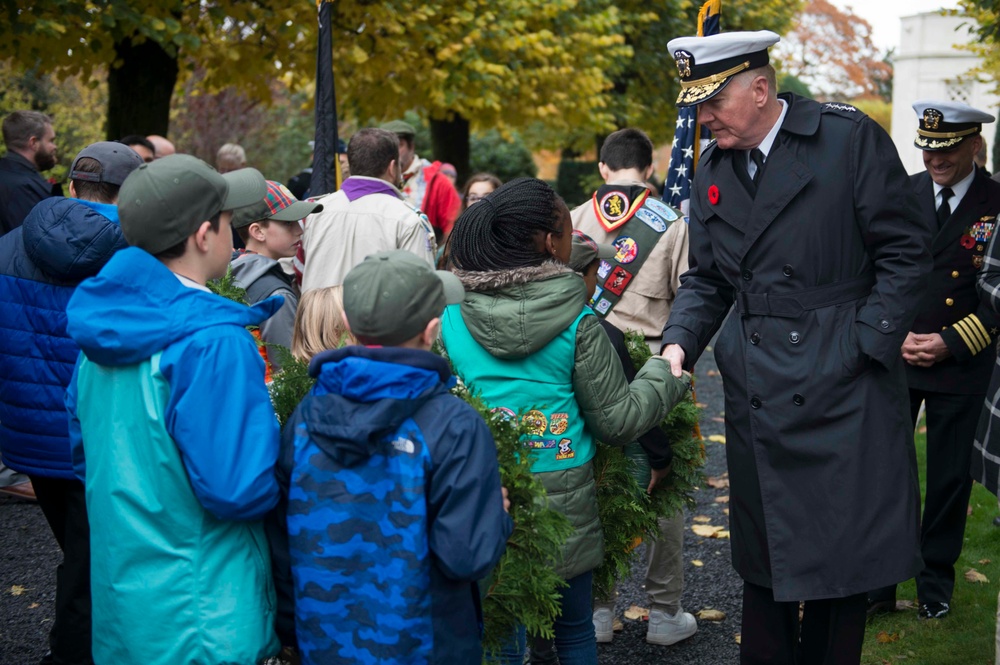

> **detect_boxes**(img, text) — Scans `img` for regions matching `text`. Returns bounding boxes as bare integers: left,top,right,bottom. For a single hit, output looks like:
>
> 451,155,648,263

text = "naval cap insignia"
923,108,943,130
674,50,693,78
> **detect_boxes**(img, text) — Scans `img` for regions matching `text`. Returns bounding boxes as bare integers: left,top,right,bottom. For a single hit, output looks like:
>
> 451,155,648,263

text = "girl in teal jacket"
441,178,689,664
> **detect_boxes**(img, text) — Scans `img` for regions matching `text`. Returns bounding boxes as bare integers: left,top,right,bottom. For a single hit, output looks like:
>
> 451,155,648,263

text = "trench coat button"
952,270,960,278
789,331,801,344
750,396,762,409
946,298,954,306
880,320,890,329
782,264,794,277
793,393,805,406
742,268,753,281
750,332,761,344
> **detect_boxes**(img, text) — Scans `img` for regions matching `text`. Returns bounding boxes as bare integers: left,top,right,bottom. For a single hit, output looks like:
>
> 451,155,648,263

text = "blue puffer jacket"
0,197,126,478
273,346,512,665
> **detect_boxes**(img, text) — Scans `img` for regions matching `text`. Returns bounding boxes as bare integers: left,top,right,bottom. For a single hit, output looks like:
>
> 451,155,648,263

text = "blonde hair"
216,143,247,173
291,286,355,363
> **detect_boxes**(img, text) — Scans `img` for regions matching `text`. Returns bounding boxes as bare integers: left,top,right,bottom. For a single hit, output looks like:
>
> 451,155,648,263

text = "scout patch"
523,410,548,436
589,286,605,309
555,438,575,461
644,198,679,221
527,439,558,450
549,413,569,435
597,260,612,280
594,298,613,314
635,207,667,233
604,266,633,296
600,191,630,223
613,236,638,264
492,407,517,422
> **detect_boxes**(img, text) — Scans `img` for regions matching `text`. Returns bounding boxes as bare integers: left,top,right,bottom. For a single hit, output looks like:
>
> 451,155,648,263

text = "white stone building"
891,11,1000,174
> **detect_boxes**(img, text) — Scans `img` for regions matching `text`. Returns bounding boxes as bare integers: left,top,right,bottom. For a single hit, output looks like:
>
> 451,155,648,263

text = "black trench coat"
663,94,932,601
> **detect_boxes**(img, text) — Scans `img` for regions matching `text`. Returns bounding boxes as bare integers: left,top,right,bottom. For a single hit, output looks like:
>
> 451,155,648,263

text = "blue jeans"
488,571,597,665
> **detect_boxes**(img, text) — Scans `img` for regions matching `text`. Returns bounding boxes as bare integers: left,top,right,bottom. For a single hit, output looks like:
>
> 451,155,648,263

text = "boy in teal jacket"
65,156,283,665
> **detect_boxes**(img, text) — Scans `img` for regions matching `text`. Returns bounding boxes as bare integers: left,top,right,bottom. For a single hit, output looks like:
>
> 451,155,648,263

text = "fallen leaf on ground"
706,476,730,489
895,600,916,610
968,505,973,516
705,346,713,352
979,559,992,566
613,618,624,632
693,515,712,523
714,495,730,503
624,605,649,621
724,508,730,515
708,434,727,444
706,370,719,376
965,568,989,584
691,560,704,567
876,631,900,644
696,402,708,408
692,524,725,538
28,602,39,609
9,585,26,596
918,425,927,434
734,633,741,645
717,530,731,539
711,416,725,423
697,609,726,621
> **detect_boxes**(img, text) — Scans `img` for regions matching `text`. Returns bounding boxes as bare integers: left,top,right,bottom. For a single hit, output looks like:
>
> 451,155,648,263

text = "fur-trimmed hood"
451,260,588,359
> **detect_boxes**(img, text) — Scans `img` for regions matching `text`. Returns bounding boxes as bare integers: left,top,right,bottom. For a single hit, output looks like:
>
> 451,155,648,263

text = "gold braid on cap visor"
914,126,980,150
676,60,750,104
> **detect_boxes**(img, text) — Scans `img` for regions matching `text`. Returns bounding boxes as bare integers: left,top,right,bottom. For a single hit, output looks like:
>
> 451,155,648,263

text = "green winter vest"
441,303,595,473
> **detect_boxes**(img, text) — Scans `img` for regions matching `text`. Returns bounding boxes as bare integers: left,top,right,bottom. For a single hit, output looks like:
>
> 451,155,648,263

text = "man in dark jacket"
0,110,61,236
868,101,1000,621
660,31,932,663
0,141,141,665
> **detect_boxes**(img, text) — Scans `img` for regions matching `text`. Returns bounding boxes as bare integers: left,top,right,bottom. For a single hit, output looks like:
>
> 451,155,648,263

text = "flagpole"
310,0,339,197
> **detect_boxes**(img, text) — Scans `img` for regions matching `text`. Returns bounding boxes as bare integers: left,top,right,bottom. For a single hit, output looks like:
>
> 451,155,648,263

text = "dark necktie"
937,187,954,229
750,148,766,186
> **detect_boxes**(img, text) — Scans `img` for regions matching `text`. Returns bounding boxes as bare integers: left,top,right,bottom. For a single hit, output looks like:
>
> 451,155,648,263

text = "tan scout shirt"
571,180,689,338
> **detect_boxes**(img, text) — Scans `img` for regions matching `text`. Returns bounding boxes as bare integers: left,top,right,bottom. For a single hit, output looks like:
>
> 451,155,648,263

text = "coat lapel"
704,149,754,233
738,135,813,259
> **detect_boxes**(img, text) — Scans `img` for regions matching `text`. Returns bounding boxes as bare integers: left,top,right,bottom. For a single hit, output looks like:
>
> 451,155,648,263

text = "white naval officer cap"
667,30,780,107
912,100,995,151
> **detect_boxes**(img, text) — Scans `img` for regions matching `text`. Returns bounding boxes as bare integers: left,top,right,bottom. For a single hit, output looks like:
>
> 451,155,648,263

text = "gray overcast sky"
831,0,961,51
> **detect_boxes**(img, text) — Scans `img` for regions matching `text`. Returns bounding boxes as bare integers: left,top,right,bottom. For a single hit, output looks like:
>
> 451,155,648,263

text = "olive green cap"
118,154,266,255
343,250,464,346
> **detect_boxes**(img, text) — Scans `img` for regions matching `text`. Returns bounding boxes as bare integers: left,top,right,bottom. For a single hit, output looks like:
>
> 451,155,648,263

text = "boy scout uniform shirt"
571,181,690,338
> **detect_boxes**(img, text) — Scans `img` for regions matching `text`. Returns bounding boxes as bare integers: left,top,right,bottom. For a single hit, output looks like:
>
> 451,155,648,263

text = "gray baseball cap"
70,141,144,186
343,250,464,346
118,154,267,255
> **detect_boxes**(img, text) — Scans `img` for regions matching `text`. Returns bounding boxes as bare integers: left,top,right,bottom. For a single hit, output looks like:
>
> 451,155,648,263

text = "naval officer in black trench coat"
868,101,1000,621
659,30,932,664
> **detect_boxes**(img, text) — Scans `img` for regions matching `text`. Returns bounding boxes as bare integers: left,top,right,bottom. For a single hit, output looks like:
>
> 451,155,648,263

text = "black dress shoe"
918,601,950,619
866,599,895,618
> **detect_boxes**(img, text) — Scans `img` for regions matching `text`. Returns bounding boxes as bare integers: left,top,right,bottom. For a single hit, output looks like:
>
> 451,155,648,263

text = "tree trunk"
106,37,179,140
430,113,469,186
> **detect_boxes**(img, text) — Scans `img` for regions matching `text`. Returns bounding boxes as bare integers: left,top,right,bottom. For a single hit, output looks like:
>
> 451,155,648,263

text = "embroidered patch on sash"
597,260,612,280
526,439,558,450
600,191,630,222
604,266,634,296
644,198,679,221
523,410,548,436
613,236,638,264
549,413,569,435
555,438,575,461
595,298,613,314
589,286,605,310
635,207,667,233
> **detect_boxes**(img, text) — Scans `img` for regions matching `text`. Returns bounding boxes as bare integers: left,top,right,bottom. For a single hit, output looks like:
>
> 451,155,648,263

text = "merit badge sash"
592,184,651,232
589,190,681,318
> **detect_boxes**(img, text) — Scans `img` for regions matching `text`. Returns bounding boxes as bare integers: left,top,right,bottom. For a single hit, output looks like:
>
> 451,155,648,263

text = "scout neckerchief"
588,184,681,318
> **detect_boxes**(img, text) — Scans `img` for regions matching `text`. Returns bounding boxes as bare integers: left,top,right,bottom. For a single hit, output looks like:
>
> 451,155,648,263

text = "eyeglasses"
466,194,488,203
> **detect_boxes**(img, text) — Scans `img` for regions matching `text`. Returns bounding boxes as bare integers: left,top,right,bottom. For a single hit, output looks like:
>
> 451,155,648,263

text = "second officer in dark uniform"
869,100,1000,620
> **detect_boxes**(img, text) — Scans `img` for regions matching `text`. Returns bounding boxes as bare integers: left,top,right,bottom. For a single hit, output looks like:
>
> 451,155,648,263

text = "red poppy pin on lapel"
708,185,720,205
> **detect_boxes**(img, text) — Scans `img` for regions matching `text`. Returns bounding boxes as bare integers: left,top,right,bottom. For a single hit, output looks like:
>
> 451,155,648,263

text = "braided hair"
449,177,567,271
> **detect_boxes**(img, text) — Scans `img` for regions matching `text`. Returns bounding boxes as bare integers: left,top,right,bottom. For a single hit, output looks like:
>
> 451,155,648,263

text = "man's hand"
901,331,951,367
661,343,686,378
501,486,511,514
648,465,671,494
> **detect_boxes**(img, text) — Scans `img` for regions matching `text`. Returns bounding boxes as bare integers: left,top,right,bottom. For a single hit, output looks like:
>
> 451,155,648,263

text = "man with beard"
0,111,61,236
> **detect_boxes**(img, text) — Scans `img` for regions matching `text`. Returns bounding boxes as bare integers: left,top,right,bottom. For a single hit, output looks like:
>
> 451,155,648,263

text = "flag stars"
683,146,694,159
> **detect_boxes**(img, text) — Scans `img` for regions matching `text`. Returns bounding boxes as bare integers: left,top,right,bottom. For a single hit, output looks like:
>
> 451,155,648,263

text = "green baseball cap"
343,250,465,346
118,154,267,255
231,180,324,229
380,120,417,138
569,230,615,272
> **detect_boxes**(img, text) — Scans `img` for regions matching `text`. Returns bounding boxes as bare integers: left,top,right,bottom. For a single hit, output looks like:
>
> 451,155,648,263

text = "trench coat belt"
735,275,876,318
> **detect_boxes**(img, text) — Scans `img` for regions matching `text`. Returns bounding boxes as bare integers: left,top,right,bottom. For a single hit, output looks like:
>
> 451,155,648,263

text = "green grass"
862,422,998,665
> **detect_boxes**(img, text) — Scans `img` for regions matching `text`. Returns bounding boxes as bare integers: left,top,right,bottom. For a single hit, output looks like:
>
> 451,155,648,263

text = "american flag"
664,0,721,213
